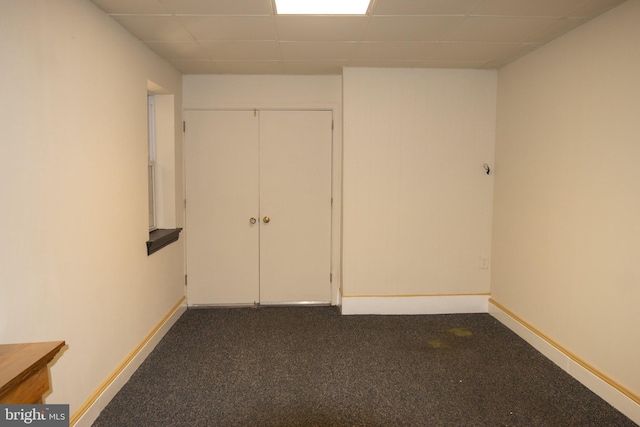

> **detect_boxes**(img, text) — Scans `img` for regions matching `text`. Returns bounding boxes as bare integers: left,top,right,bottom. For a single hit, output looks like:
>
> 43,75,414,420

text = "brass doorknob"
263,216,270,223
250,217,257,224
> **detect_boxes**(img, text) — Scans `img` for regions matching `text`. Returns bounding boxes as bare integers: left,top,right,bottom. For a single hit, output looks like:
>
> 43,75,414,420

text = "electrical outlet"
480,256,489,269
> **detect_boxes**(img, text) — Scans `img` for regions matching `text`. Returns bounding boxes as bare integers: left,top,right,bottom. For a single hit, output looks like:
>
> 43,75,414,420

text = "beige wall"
182,75,343,303
342,68,496,297
0,0,184,416
492,0,640,399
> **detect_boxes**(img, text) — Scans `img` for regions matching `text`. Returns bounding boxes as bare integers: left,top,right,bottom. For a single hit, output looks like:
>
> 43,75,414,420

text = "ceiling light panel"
275,0,371,15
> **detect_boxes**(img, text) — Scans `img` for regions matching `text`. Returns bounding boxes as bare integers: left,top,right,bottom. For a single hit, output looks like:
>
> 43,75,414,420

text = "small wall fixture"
483,163,491,175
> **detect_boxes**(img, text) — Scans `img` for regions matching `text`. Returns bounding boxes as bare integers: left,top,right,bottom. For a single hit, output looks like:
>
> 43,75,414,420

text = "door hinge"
254,108,257,117
185,274,188,286
184,199,187,209
183,121,186,132
331,197,333,207
330,273,333,283
331,120,334,130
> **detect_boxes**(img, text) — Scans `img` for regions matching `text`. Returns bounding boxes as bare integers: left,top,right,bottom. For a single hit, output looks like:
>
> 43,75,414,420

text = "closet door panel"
259,110,333,303
185,111,260,305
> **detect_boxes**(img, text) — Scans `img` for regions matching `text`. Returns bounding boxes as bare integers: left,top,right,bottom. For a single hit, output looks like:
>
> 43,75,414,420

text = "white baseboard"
72,298,187,427
489,300,640,425
340,294,489,315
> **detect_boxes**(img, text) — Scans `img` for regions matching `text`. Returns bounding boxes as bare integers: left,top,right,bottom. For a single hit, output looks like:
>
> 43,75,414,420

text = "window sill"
147,228,182,256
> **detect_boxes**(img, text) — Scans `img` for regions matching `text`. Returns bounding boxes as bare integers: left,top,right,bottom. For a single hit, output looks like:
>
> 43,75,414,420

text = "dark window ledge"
147,228,182,256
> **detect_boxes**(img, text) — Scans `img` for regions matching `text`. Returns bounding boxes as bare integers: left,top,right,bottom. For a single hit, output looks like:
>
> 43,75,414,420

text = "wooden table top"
0,341,66,399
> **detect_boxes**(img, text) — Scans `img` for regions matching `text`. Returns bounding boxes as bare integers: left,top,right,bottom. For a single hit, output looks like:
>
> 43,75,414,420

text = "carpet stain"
449,328,472,337
428,339,449,348
427,328,472,349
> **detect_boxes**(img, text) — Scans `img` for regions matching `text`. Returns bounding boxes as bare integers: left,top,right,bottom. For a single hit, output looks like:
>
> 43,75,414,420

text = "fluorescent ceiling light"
275,0,371,15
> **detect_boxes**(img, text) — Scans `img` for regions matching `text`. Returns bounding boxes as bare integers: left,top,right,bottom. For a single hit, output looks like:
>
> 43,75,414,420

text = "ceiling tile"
282,61,346,75
208,61,285,74
363,16,466,41
349,60,427,68
354,42,437,61
349,59,488,69
528,17,588,44
178,16,277,40
427,42,518,62
169,60,219,74
420,60,490,68
372,0,479,16
280,42,359,61
159,0,273,15
145,41,209,59
112,15,195,41
200,41,281,60
568,0,626,18
445,16,557,43
173,60,285,75
91,0,170,14
470,0,587,17
276,16,369,42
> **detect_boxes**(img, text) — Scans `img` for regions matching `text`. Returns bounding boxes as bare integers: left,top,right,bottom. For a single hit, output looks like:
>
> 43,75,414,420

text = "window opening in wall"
145,85,181,255
148,94,157,231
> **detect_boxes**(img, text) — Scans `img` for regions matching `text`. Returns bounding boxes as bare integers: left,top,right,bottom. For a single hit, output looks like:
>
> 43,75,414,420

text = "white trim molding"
489,299,640,425
71,297,187,427
340,294,490,315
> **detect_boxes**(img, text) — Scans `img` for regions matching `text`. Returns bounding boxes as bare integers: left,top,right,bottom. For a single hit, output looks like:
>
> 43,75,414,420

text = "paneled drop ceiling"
90,0,627,75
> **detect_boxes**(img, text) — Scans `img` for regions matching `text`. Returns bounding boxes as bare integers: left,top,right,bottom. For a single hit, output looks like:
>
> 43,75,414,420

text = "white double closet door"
185,110,332,305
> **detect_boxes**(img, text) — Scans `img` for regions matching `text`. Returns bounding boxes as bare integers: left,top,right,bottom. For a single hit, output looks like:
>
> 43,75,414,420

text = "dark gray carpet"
93,307,636,426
